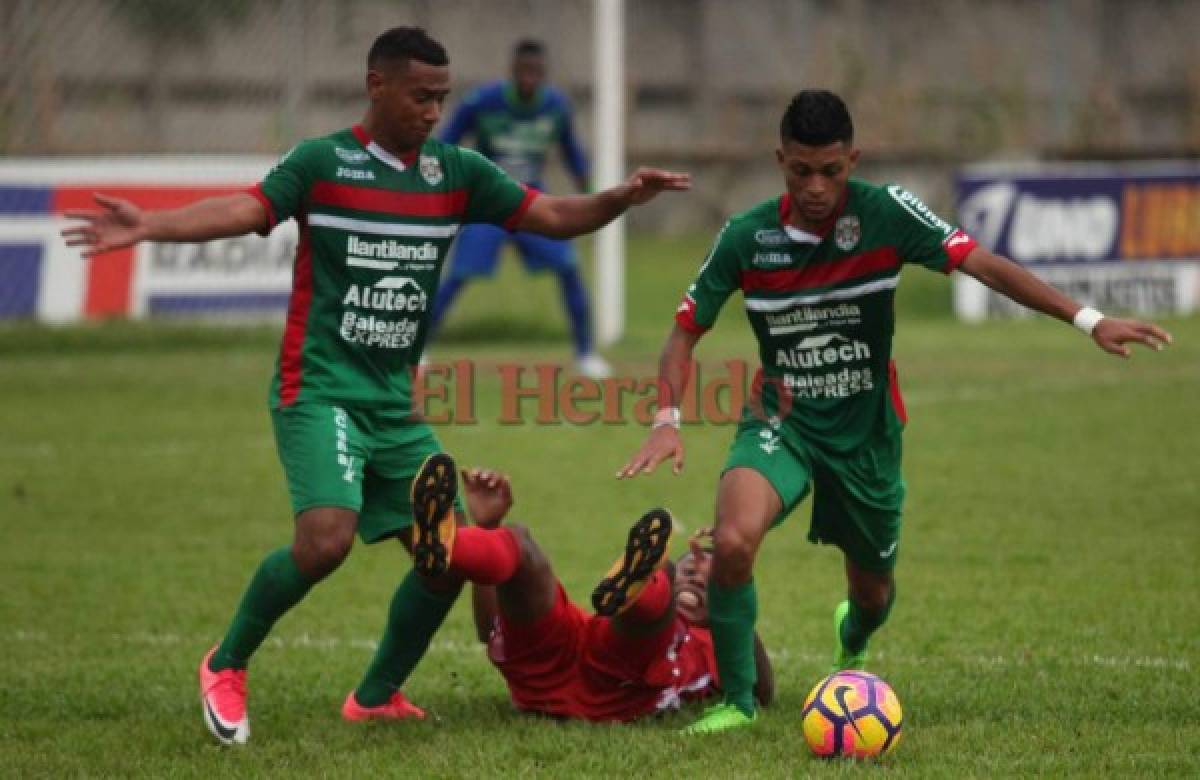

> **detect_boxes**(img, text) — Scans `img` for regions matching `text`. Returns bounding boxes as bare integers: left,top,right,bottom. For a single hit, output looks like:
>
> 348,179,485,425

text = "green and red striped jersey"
676,180,977,452
248,125,535,408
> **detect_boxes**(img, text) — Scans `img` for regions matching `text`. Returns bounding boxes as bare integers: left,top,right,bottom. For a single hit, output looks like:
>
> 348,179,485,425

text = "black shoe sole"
411,453,456,577
591,508,673,617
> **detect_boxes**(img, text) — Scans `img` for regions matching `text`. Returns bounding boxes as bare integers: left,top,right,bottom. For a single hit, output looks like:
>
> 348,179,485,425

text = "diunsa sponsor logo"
754,228,790,246
887,185,954,236
335,147,371,164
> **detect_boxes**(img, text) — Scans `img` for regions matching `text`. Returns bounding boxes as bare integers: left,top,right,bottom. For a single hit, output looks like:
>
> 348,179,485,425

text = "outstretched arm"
61,192,269,256
959,246,1172,357
514,167,690,239
461,468,514,643
616,324,701,478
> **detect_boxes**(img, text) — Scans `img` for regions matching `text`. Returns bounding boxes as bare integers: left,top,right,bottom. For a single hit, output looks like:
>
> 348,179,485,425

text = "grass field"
2,234,1198,777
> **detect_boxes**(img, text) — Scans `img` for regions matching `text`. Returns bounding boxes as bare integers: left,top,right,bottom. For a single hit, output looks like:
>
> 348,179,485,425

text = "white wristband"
652,406,681,430
1073,307,1104,335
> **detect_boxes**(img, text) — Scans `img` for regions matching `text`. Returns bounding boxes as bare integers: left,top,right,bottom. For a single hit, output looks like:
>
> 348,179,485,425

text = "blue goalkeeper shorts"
447,223,577,279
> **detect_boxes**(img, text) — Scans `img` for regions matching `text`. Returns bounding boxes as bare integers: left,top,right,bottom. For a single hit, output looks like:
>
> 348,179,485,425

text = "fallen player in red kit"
404,453,773,722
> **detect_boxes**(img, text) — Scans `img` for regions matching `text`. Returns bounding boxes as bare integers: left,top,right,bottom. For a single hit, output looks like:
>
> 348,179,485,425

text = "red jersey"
486,585,719,722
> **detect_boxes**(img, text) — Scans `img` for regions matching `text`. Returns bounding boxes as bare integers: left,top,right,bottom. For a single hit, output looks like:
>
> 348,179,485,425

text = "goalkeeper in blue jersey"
432,39,610,378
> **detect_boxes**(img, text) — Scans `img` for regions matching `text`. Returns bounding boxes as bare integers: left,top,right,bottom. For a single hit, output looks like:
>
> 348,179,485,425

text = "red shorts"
486,584,717,722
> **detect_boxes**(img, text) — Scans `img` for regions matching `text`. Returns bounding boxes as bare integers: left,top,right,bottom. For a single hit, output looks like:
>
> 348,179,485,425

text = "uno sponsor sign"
0,157,290,322
954,165,1200,320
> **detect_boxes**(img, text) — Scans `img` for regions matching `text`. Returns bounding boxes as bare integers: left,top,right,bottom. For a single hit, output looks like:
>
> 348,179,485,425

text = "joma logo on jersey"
337,166,375,181
347,235,438,261
776,333,871,369
752,251,792,267
342,277,427,312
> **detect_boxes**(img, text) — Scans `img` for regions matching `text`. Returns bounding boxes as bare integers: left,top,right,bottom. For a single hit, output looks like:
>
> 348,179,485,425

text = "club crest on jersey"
419,155,443,186
835,215,861,251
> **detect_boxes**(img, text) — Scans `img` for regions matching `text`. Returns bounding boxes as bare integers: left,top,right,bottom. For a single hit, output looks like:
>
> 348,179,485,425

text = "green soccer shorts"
722,415,906,572
270,402,462,544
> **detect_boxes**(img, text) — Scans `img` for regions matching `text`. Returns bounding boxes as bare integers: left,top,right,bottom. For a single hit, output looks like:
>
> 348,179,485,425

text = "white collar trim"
783,225,822,244
366,140,407,172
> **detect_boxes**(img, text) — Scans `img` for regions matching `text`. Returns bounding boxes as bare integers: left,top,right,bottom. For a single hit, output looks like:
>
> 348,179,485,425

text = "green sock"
707,578,758,717
210,547,316,671
840,586,896,655
354,570,460,707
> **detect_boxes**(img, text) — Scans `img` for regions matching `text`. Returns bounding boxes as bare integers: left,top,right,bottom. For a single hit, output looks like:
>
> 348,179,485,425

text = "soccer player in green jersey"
617,90,1172,735
62,27,689,745
433,40,611,378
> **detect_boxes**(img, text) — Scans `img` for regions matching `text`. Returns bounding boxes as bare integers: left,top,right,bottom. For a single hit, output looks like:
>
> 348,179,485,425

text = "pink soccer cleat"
199,646,249,745
341,690,426,722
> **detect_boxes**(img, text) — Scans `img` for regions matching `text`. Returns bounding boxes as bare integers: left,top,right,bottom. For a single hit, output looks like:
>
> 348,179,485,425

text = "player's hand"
60,194,148,256
616,426,685,479
621,167,691,205
461,468,513,528
688,527,714,558
1092,317,1173,358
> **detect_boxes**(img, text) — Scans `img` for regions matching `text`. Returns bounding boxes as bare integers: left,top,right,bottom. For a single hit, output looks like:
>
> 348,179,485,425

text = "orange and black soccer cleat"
591,508,674,617
411,453,458,577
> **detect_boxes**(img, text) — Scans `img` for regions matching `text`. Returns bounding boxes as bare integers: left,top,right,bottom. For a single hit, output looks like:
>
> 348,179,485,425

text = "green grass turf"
2,234,1198,776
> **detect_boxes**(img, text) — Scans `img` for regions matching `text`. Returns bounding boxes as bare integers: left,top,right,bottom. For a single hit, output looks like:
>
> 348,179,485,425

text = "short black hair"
367,27,448,71
780,90,854,146
513,39,546,59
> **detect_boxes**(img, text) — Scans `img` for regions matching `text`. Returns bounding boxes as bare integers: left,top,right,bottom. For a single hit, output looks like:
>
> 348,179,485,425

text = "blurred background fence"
2,0,1199,324
4,0,1200,224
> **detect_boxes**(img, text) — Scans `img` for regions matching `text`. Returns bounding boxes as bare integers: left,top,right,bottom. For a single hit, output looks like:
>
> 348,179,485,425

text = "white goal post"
592,0,625,347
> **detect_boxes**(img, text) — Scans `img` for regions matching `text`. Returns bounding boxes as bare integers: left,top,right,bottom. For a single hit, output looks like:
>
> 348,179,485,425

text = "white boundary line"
10,629,1191,672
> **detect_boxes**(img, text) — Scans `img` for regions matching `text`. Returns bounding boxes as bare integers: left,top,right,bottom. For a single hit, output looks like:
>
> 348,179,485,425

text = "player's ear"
774,147,785,167
366,69,385,98
847,146,861,169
